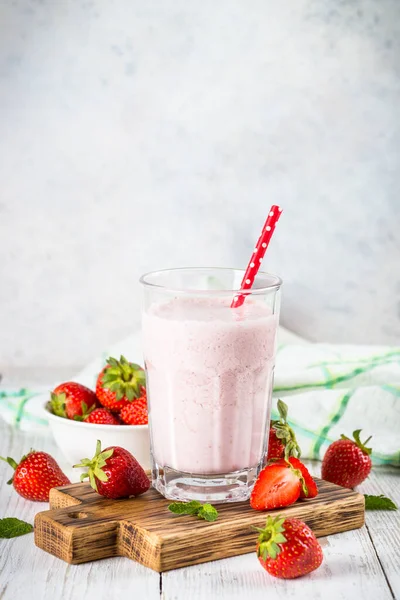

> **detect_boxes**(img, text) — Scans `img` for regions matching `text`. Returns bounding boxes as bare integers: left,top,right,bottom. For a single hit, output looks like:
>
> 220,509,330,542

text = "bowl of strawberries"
45,356,151,470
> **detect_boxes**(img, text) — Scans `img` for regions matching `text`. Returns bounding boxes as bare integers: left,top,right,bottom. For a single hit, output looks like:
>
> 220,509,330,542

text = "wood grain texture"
34,478,365,572
0,420,160,600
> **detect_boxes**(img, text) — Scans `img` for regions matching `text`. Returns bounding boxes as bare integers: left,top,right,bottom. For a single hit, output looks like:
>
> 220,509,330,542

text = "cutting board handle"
34,502,121,563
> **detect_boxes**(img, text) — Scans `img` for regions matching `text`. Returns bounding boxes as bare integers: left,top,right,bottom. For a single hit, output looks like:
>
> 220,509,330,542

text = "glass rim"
139,267,282,295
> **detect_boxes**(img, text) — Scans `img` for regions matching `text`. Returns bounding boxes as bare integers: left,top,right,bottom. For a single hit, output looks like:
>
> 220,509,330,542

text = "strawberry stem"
74,402,96,422
272,399,301,460
101,356,146,402
73,440,114,493
277,399,288,421
341,429,373,455
0,456,20,485
256,516,287,561
285,460,309,497
0,456,18,470
49,392,67,418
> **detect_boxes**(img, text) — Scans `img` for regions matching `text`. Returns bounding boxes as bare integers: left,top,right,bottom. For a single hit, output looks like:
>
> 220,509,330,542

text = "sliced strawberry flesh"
279,457,318,499
250,464,302,510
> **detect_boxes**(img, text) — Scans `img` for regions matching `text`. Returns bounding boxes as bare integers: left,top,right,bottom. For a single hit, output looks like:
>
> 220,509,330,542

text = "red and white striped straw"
231,205,283,308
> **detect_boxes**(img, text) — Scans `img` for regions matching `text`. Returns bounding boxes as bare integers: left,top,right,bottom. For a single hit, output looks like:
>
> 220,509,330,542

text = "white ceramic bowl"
45,405,151,470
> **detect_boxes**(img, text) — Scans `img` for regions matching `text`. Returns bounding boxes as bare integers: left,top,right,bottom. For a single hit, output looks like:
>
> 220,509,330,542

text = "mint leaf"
197,503,218,522
168,501,218,521
0,518,33,538
364,494,397,511
168,501,202,515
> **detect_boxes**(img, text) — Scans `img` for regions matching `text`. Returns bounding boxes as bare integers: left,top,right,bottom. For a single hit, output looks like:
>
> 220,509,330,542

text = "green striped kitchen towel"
0,328,399,465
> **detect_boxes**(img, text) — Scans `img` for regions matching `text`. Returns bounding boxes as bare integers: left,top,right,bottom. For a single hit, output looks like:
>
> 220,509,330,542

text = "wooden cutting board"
34,478,364,572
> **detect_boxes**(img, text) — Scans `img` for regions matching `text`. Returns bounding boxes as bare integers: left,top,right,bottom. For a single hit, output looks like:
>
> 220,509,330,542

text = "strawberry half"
250,463,302,510
250,458,317,510
256,516,323,579
267,399,301,462
96,356,146,413
73,440,150,499
284,457,318,499
0,451,70,502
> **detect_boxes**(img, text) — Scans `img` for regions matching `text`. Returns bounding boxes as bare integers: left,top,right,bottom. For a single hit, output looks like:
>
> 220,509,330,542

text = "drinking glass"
140,267,281,503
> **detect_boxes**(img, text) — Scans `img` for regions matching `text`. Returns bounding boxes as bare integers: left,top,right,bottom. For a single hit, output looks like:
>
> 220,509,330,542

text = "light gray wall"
1,0,399,368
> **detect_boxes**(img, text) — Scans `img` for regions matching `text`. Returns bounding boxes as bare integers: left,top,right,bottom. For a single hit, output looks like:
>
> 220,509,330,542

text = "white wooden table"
1,363,399,600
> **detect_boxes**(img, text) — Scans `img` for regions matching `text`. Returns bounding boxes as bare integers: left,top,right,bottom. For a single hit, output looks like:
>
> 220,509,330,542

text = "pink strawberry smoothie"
143,296,278,475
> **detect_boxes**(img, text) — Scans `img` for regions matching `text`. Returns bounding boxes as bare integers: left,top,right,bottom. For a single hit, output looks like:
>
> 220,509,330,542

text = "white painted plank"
162,527,392,600
163,460,393,600
0,420,160,600
307,458,400,598
1,418,398,600
360,467,400,600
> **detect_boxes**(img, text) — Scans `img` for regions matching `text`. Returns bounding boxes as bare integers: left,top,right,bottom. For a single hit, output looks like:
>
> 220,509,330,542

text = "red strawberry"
267,399,301,461
267,429,286,461
96,356,146,413
73,440,150,499
120,398,148,425
250,463,302,510
49,382,99,420
284,457,318,499
250,459,316,510
0,451,70,502
84,408,122,425
256,516,323,579
321,429,372,488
